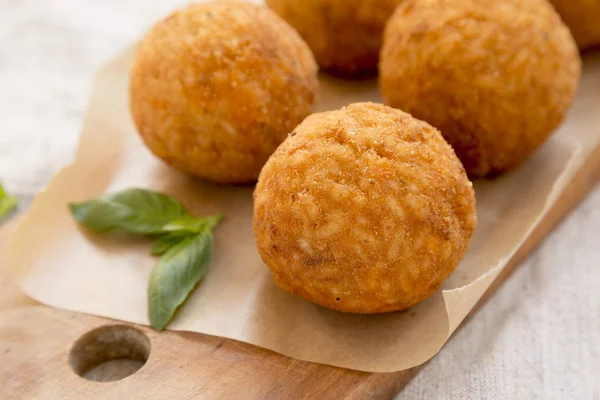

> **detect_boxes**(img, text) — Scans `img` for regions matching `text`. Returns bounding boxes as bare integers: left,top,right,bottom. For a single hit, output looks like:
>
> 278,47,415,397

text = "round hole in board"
69,324,150,382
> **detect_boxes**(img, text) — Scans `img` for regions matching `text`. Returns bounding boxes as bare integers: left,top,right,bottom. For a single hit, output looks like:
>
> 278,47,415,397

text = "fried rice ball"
253,102,477,313
380,0,581,177
130,1,318,183
266,0,403,77
549,0,600,50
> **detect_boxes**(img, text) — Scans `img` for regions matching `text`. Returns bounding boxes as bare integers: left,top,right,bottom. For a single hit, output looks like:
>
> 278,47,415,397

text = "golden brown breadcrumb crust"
266,0,402,77
130,1,318,183
253,102,477,313
549,0,600,50
380,0,581,177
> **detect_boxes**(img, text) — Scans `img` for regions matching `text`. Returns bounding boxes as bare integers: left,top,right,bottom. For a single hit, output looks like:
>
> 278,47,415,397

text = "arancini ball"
380,0,581,177
549,0,600,50
266,0,403,77
130,1,318,183
253,102,477,313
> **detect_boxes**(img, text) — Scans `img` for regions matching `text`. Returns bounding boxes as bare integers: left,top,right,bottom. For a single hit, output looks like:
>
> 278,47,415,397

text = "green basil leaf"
69,188,190,234
148,232,213,331
150,231,190,256
0,183,18,218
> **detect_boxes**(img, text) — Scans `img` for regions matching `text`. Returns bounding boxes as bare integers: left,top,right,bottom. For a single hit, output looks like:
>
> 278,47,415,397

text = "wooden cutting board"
1,143,599,400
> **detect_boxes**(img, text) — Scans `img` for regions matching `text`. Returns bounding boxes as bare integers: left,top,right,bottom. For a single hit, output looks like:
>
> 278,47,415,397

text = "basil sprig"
69,188,223,331
0,183,17,219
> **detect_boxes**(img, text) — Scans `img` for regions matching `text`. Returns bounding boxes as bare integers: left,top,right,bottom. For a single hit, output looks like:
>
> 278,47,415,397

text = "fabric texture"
0,1,598,398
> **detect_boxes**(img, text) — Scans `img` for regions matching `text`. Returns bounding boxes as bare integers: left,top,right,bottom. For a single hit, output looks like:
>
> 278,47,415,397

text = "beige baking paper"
3,48,600,373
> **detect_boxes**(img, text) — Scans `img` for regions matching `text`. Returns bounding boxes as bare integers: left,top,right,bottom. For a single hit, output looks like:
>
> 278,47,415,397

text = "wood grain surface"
1,143,599,400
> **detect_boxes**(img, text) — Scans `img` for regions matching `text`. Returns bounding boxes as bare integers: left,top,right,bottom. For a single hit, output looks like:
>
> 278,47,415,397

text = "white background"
1,1,598,398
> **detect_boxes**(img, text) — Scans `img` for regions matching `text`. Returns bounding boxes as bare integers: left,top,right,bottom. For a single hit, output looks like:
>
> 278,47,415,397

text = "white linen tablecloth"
1,1,598,398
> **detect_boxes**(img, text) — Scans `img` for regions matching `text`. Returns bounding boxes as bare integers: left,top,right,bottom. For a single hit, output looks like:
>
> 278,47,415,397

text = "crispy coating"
380,0,581,177
253,103,477,313
266,0,403,77
549,0,600,50
130,1,318,183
